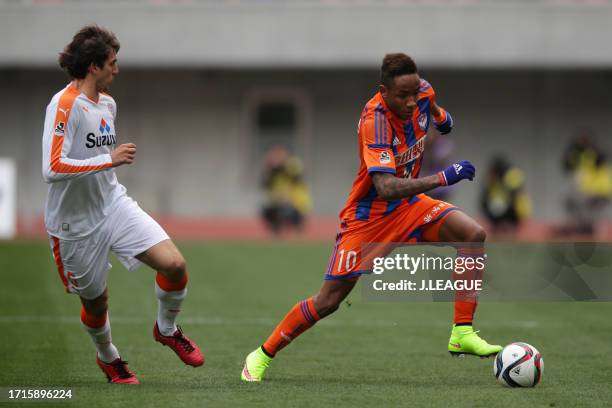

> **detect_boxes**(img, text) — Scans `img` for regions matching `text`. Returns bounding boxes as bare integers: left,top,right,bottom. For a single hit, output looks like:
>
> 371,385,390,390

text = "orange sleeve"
42,86,113,183
359,110,396,174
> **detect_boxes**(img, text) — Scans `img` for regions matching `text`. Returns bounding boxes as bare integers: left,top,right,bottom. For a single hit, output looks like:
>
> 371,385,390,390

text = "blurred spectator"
562,128,598,174
560,130,612,236
261,145,312,235
480,156,532,237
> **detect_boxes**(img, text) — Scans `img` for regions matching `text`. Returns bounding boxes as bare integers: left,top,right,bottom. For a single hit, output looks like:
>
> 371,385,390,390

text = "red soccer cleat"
153,323,204,367
96,355,140,384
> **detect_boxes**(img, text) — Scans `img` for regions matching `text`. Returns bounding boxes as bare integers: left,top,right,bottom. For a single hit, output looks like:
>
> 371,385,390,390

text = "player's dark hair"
58,25,120,79
381,53,418,88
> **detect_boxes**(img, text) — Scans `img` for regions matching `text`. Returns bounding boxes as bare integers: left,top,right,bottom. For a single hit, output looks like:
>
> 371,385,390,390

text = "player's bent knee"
81,292,108,316
455,221,487,243
161,258,187,282
467,225,487,243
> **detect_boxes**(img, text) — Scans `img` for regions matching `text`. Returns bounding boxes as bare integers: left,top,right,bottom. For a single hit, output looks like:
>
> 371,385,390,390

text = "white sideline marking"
0,315,541,328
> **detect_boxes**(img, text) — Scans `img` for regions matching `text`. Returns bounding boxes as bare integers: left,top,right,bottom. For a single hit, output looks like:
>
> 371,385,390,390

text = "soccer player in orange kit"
241,53,502,382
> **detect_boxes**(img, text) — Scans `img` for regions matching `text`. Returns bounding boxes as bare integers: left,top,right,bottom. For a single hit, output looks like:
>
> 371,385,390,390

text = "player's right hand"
438,160,475,186
111,143,136,167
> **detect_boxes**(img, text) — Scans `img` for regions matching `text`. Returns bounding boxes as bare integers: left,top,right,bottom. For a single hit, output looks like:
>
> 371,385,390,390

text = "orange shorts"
324,194,461,280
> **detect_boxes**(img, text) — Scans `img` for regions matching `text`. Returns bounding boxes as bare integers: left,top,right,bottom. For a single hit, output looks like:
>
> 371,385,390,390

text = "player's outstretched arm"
371,160,476,200
371,172,442,200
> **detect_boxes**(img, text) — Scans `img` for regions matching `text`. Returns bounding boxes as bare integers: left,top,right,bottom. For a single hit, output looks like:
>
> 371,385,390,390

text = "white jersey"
42,83,126,240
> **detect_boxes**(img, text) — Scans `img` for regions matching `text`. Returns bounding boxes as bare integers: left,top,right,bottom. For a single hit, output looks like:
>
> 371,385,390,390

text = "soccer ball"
493,342,544,387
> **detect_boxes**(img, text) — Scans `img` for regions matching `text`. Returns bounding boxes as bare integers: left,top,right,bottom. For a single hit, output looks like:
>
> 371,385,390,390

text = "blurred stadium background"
1,0,612,241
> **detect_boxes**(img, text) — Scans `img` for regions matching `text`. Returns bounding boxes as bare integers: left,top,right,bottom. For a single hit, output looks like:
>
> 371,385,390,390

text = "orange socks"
80,307,119,363
453,247,484,325
155,271,188,336
263,297,320,357
156,271,188,292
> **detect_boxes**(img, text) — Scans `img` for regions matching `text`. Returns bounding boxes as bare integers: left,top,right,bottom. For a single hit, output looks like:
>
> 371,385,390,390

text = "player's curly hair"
381,53,418,88
58,25,120,79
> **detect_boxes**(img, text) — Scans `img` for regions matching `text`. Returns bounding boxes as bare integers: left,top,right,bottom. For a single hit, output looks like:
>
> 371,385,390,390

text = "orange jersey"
339,79,437,222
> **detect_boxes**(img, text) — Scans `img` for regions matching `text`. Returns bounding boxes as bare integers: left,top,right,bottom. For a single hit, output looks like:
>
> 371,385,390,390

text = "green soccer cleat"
448,325,503,358
241,347,273,382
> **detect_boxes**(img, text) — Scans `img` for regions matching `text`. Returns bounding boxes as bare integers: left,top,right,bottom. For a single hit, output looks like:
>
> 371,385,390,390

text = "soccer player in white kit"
42,25,204,384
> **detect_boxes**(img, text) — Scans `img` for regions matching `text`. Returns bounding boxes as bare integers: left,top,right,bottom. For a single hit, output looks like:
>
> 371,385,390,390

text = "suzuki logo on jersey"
394,135,427,166
418,113,428,131
87,118,116,148
99,118,111,134
86,132,116,148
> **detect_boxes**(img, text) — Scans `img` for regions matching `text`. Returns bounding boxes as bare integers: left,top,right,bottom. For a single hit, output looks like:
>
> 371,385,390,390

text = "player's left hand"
438,160,475,186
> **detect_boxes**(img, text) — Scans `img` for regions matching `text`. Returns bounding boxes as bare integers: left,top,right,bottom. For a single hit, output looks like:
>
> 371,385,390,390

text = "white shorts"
48,196,170,300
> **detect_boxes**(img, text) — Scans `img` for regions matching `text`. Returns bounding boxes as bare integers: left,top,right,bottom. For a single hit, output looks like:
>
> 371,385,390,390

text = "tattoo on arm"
371,172,442,200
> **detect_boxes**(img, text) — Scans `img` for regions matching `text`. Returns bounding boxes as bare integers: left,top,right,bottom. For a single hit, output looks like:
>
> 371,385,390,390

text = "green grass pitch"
1,241,611,407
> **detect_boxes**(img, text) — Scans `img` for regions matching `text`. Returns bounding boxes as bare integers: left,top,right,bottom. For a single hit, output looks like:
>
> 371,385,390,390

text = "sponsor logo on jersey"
86,132,117,148
99,118,111,134
58,108,70,117
418,113,428,131
54,121,65,136
392,136,401,146
379,151,391,165
394,135,427,166
82,106,89,113
86,118,116,148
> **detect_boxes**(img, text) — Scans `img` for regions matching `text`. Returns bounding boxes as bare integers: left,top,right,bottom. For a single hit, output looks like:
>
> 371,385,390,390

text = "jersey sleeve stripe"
383,111,389,144
367,167,395,174
419,79,431,90
50,86,113,174
374,111,380,144
373,110,377,144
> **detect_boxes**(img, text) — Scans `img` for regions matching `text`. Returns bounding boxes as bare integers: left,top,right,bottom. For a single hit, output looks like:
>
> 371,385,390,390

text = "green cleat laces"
241,348,273,382
448,325,503,358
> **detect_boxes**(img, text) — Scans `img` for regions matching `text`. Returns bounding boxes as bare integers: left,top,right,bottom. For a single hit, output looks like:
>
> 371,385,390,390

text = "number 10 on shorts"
337,249,357,272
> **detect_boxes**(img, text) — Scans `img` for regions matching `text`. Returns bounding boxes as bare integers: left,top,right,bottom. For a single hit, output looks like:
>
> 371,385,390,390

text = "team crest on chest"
418,113,428,131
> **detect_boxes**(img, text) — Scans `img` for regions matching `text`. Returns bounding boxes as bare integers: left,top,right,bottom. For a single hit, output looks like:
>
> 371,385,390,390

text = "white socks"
155,283,187,336
81,317,120,363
